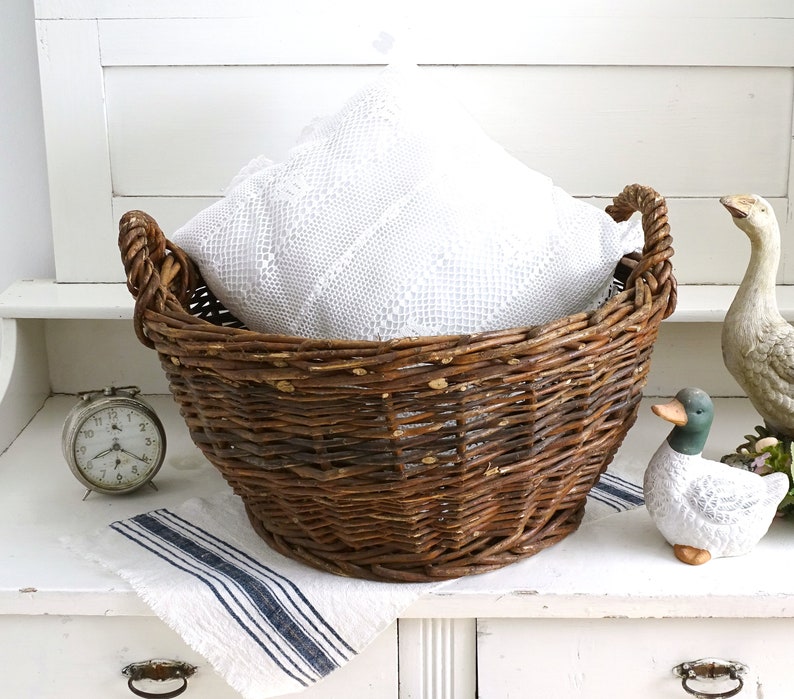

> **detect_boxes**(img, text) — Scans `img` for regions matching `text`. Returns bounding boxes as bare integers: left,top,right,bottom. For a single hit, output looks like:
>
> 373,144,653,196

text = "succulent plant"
722,425,794,514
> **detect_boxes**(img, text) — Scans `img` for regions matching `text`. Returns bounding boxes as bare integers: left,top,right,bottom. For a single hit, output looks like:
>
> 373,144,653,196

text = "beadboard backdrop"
35,0,794,284
30,0,794,397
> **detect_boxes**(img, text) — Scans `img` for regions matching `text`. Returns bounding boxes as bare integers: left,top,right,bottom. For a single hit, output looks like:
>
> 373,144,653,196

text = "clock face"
66,399,166,493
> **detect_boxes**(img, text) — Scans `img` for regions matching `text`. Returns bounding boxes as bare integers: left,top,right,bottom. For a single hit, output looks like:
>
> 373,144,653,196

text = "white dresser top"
2,394,792,619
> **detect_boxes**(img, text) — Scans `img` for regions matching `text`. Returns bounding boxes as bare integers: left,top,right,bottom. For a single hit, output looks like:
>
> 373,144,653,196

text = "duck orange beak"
720,194,755,219
652,398,688,426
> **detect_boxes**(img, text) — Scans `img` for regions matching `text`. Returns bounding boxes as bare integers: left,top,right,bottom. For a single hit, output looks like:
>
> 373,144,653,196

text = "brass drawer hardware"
673,658,747,698
122,659,197,698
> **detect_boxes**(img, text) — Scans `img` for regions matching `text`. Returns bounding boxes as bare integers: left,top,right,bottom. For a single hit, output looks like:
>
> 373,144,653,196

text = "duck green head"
651,387,714,455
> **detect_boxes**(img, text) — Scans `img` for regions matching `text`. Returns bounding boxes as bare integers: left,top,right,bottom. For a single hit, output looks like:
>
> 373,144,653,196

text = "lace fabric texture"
173,65,643,340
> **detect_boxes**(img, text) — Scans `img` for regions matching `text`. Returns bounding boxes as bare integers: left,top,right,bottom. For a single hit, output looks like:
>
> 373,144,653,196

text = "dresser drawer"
1,615,398,699
477,617,789,698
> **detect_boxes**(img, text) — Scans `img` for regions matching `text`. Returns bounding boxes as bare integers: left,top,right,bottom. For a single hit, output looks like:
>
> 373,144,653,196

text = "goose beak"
652,398,688,426
720,194,755,219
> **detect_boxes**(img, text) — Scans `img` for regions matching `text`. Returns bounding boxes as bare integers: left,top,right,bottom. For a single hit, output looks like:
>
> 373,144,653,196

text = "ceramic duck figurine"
721,194,794,438
644,387,788,565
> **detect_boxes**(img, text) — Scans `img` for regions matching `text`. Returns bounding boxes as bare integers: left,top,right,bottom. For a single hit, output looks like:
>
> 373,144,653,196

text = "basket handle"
606,183,677,318
118,210,196,348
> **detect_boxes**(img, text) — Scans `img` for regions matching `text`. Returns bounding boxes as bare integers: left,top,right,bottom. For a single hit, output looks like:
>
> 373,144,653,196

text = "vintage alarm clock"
62,386,166,498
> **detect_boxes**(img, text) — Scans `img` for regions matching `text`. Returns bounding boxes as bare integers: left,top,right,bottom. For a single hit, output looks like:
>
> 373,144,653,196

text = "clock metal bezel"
62,388,167,495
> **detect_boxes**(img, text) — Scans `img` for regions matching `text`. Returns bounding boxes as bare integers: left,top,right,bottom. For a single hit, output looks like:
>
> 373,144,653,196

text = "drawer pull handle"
122,659,197,698
673,658,747,698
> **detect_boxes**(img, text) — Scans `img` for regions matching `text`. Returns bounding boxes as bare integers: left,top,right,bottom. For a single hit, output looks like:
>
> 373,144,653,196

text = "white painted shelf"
3,394,792,621
0,279,134,319
4,279,794,322
670,284,794,322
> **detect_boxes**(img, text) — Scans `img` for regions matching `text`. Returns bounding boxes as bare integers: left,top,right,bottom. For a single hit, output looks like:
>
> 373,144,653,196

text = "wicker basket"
119,183,675,582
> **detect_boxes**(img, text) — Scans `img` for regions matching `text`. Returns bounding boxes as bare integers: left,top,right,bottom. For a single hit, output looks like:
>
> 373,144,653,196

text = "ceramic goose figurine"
644,387,788,565
721,194,794,438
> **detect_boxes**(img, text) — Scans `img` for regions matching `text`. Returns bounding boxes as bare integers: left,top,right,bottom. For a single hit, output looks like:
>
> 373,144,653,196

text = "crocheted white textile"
173,65,643,340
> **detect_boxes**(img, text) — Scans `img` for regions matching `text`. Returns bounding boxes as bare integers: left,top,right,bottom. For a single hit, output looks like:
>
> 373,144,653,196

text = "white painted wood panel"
0,281,133,319
35,0,794,22
34,7,794,285
35,20,115,283
661,197,790,285
644,324,738,399
0,319,49,453
443,66,791,198
398,619,477,699
93,12,794,68
477,617,791,698
104,65,379,197
105,65,792,200
45,320,170,394
0,614,398,699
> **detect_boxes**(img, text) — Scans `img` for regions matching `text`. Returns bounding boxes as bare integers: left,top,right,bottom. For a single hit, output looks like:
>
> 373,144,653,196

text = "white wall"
0,0,54,295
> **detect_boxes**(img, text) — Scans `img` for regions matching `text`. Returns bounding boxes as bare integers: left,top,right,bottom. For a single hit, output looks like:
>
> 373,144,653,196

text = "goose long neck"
728,222,782,326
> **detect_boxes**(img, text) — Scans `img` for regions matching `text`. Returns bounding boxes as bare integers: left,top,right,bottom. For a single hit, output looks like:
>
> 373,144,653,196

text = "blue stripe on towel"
157,509,355,658
588,472,644,513
111,518,311,685
112,510,352,683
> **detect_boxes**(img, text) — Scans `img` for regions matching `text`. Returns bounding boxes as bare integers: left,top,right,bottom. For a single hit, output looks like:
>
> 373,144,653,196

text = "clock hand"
119,448,150,465
93,441,123,463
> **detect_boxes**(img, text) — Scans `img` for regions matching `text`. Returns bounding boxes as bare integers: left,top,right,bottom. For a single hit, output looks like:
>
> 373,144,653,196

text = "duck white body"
644,387,788,564
721,194,794,437
645,441,788,561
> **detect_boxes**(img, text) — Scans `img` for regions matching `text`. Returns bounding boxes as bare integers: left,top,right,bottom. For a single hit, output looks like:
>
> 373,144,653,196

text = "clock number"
139,422,147,432
82,429,95,439
93,416,103,427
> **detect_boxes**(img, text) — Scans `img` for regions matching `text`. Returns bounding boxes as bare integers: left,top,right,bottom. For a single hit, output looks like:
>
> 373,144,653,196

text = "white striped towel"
65,459,645,699
585,469,646,522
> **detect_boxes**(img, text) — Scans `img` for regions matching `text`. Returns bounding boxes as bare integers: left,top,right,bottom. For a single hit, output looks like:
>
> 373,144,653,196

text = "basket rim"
119,182,677,352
